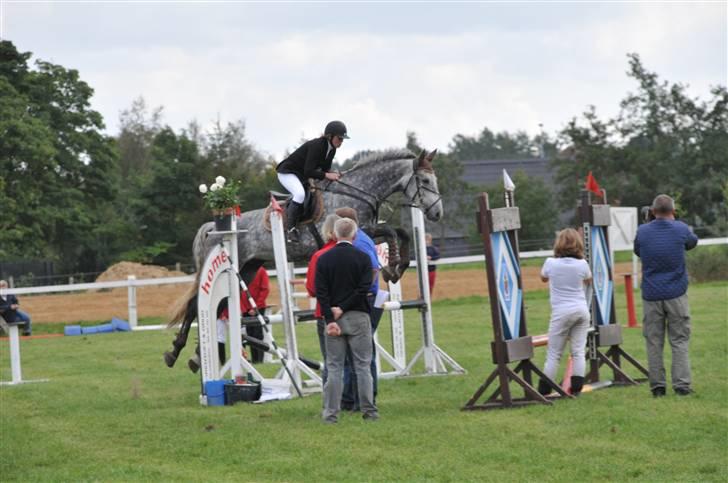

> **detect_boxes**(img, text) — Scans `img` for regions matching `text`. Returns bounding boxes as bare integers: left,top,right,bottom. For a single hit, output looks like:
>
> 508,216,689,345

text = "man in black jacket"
315,218,379,423
276,121,347,242
0,280,32,336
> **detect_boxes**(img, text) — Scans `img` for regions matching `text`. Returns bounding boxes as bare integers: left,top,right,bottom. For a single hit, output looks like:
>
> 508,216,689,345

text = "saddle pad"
262,189,324,232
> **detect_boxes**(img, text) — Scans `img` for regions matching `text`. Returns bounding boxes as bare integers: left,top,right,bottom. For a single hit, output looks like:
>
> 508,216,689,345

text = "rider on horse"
275,121,347,242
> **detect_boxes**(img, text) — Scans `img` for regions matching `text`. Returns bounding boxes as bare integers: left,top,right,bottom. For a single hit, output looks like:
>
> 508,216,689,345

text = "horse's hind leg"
163,296,197,367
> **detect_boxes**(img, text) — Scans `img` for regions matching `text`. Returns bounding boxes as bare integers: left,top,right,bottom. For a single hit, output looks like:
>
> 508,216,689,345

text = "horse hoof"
163,351,177,368
188,356,200,373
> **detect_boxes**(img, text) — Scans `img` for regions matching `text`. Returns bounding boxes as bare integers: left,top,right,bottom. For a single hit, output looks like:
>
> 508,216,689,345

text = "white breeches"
277,173,306,204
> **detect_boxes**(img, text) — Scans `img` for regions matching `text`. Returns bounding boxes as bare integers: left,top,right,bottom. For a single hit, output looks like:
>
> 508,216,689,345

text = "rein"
321,158,441,221
321,177,381,221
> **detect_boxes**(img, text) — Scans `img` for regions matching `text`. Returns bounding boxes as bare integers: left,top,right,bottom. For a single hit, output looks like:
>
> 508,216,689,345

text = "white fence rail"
2,238,725,329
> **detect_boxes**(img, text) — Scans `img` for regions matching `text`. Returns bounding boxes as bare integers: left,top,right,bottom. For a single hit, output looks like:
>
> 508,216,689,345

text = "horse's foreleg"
393,227,412,281
366,224,407,283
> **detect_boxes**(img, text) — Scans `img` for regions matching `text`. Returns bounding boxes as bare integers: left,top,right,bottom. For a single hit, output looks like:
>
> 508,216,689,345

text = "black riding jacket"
276,137,335,184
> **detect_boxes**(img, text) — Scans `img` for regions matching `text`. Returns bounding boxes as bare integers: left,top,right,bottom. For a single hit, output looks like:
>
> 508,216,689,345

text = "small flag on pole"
585,171,601,195
503,169,515,191
270,195,284,214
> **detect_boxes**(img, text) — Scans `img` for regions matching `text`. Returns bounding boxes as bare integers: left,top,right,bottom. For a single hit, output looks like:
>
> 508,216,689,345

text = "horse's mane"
345,149,416,174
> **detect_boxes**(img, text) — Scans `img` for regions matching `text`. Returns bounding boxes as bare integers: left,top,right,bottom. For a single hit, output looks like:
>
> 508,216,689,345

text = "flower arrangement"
199,175,241,214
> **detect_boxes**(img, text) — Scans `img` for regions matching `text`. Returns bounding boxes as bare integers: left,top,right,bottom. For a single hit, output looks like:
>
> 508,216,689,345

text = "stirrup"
286,227,300,243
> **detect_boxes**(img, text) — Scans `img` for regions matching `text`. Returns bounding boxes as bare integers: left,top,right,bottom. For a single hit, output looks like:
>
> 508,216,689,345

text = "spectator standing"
316,218,378,423
335,207,382,411
426,233,440,297
217,266,270,364
305,214,341,384
634,194,698,397
239,266,270,363
537,229,592,396
0,280,32,336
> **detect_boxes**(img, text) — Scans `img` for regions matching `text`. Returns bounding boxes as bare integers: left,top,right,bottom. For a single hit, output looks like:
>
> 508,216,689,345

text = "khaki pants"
642,294,692,391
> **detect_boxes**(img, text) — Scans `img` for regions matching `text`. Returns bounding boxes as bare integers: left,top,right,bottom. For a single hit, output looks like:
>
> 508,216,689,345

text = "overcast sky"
2,1,726,162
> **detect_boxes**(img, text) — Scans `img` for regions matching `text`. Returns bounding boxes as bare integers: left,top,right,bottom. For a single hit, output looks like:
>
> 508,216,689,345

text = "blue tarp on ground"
64,317,132,336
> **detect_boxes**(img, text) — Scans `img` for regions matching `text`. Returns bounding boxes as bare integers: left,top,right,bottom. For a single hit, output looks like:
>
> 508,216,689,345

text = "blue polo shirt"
354,228,379,294
634,219,698,301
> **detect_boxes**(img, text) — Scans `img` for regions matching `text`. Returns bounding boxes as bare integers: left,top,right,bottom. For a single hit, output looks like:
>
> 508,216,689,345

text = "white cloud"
5,2,724,163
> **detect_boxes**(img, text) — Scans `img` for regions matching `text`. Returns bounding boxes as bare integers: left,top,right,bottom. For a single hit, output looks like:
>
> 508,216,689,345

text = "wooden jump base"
463,191,569,411
579,190,648,386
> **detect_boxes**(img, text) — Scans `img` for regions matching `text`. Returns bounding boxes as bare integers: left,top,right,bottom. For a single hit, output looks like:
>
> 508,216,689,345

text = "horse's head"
402,149,443,222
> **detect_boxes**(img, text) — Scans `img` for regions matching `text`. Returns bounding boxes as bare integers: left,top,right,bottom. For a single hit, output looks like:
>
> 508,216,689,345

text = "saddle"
263,186,325,232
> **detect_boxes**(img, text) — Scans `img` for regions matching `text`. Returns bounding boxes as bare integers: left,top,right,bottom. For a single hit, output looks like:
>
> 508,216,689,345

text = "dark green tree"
553,53,728,234
448,127,558,161
124,128,209,264
202,118,275,210
469,170,559,250
0,41,122,271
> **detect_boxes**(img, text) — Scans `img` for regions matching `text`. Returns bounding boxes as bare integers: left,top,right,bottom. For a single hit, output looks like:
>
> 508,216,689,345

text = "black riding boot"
285,201,303,243
570,376,585,396
537,378,552,396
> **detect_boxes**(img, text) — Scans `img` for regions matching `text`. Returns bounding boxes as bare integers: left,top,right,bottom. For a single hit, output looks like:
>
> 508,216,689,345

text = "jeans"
15,310,32,336
322,311,377,422
342,295,383,408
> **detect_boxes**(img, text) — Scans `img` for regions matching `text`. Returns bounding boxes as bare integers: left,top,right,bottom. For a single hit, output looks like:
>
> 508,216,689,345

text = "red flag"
270,195,284,214
585,171,601,195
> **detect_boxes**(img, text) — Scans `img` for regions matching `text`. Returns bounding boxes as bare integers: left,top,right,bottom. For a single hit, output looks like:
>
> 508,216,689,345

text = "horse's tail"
168,271,200,328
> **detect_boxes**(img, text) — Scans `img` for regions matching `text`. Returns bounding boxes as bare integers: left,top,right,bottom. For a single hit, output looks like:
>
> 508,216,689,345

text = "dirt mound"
95,262,186,283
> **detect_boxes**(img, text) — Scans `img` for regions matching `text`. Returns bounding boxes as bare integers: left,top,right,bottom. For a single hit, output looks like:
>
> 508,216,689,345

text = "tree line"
2,40,726,275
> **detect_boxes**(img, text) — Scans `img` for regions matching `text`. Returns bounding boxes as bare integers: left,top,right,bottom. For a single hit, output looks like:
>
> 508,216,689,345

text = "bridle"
401,159,443,218
320,158,442,221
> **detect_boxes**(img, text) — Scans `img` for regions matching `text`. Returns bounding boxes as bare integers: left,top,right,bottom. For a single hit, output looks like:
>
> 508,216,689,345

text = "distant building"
424,157,556,257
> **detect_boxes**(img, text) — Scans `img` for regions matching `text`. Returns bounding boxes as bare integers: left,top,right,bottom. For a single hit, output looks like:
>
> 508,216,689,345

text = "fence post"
623,274,639,328
127,275,138,328
8,276,13,288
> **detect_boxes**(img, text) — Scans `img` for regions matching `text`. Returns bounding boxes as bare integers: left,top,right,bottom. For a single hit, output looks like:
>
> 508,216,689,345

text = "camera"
640,206,655,223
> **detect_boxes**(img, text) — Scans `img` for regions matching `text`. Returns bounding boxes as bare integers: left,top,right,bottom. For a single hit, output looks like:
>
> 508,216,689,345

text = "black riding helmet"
324,120,350,139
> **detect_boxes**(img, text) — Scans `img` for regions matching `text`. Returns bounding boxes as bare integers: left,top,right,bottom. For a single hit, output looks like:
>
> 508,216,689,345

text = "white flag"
503,169,516,191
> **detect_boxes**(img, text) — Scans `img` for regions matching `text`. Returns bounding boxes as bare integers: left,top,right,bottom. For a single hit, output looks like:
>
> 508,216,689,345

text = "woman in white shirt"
538,228,592,396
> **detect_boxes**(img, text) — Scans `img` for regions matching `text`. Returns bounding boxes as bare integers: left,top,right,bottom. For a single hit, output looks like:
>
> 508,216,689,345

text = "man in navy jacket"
315,218,379,423
634,194,698,397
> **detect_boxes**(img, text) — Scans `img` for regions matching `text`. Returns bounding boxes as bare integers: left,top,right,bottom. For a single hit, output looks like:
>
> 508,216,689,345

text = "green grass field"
1,282,726,482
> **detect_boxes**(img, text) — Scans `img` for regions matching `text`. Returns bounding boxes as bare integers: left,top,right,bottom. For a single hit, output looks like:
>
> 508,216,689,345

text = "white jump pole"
127,275,138,329
197,216,264,405
1,324,49,386
269,206,322,394
226,216,245,382
374,245,408,379
402,207,465,376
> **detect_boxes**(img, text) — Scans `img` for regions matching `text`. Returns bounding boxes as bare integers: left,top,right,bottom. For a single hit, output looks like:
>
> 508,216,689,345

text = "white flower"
215,176,226,186
199,184,208,194
210,183,221,192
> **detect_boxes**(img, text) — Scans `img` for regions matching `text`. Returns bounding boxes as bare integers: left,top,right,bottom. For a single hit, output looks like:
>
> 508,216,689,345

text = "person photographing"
634,194,698,397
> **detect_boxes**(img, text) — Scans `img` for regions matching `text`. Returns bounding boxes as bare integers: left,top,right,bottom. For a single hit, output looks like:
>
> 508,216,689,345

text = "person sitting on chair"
0,280,32,336
275,121,347,242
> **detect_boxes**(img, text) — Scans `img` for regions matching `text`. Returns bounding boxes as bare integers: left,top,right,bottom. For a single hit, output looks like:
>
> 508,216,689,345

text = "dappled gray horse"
164,148,443,367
